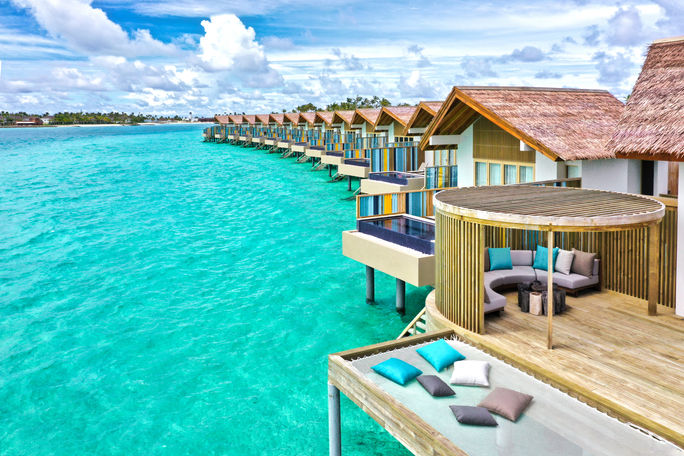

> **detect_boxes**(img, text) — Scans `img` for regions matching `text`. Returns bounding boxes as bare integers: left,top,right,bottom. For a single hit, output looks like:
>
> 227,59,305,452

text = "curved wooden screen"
435,210,485,333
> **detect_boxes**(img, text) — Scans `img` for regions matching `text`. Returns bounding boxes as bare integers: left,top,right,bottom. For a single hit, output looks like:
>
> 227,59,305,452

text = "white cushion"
555,249,574,275
449,360,491,387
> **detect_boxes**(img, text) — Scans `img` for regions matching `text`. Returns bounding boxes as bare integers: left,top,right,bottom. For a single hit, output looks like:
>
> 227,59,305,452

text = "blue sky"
0,0,682,115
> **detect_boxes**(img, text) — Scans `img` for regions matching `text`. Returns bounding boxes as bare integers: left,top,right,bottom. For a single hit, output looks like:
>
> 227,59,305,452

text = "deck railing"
425,165,458,189
484,196,678,308
357,187,453,219
512,177,582,188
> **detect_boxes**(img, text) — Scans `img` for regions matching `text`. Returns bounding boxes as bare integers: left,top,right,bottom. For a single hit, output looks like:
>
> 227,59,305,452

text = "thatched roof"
375,106,418,127
406,101,443,129
609,36,684,161
300,112,316,126
215,115,231,124
256,114,270,125
351,108,382,126
243,115,256,125
315,111,334,126
332,110,355,126
419,86,623,160
269,113,285,125
228,114,243,124
285,112,301,124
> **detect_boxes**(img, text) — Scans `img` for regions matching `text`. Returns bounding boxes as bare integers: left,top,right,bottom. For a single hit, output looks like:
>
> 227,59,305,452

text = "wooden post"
366,266,375,304
328,383,341,456
648,223,660,316
547,229,554,350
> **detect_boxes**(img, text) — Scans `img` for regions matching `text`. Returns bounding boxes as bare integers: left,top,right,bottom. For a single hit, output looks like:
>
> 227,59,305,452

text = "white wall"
535,151,565,181
581,159,641,194
456,124,474,187
677,162,684,317
387,123,395,143
655,161,669,196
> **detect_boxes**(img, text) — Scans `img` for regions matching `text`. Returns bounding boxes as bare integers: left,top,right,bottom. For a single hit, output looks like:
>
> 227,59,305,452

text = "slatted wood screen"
481,200,677,308
435,212,485,333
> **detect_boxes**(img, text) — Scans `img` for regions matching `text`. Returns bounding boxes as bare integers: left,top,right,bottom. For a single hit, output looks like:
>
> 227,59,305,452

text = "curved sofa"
484,250,600,314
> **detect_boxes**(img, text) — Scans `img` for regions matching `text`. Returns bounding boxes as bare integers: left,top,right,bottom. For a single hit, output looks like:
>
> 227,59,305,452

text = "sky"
0,0,682,116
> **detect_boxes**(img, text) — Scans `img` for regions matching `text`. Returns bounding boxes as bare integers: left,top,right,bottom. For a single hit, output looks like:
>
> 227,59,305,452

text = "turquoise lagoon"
0,125,427,455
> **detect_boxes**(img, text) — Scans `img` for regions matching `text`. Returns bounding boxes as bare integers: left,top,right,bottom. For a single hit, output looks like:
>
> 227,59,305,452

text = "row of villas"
203,35,683,456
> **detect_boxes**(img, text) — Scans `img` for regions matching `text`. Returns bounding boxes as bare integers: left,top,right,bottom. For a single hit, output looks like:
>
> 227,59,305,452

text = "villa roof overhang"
406,101,443,129
332,110,355,127
228,115,243,124
419,86,624,160
434,186,665,232
256,114,270,125
351,108,382,126
285,112,301,125
299,112,316,126
269,113,285,125
609,36,684,161
375,106,418,127
243,115,256,125
315,111,334,126
214,115,231,125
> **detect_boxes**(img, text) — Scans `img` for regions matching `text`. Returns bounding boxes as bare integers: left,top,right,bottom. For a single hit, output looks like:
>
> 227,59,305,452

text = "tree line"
288,96,413,113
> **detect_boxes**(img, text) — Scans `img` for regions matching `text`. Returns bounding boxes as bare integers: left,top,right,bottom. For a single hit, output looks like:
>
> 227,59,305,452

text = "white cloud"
197,14,283,87
606,6,644,46
262,36,295,50
407,45,432,67
10,0,176,57
398,70,441,99
592,51,633,87
461,56,498,79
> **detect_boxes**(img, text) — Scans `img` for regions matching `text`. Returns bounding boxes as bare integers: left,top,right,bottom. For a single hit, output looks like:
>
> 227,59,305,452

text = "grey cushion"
555,249,574,275
449,406,498,426
417,375,455,397
478,387,533,422
484,266,536,313
510,250,533,266
535,270,599,288
571,249,597,277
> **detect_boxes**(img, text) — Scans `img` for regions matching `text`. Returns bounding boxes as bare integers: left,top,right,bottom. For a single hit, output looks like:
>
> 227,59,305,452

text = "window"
504,165,517,185
475,162,487,186
475,160,534,185
519,166,534,183
489,163,502,185
567,164,581,179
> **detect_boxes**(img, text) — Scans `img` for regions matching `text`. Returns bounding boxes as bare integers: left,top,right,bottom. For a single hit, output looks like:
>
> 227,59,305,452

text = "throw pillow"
371,358,422,386
416,339,466,372
532,245,560,271
554,249,574,275
489,248,512,271
478,387,533,421
571,249,597,277
450,405,498,426
417,375,456,397
449,360,490,387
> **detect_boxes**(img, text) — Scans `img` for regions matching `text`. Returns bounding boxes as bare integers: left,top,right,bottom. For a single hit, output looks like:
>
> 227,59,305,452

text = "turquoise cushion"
533,245,560,270
371,358,422,385
416,339,465,371
489,248,512,270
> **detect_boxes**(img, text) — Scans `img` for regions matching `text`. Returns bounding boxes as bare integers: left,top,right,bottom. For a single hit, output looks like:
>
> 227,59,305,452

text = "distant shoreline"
1,121,213,129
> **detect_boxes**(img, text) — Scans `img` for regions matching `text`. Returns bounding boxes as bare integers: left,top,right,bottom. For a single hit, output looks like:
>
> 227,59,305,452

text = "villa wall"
582,159,641,194
534,151,566,181
456,124,474,187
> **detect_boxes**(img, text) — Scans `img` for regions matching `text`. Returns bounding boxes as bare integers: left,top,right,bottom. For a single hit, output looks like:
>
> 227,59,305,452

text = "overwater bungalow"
290,112,317,155
350,108,383,139
227,114,243,141
305,111,336,161
608,35,684,318
359,101,454,195
374,105,419,143
252,114,271,146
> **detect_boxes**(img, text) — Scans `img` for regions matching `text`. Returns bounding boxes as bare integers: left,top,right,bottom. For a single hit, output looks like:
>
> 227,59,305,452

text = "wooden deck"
426,289,684,447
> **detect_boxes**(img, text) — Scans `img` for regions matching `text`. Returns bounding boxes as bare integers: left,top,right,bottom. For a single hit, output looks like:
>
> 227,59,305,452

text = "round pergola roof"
434,186,665,231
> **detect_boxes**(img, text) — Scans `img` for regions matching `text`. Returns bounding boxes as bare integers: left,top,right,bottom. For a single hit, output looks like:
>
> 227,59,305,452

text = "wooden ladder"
396,307,427,339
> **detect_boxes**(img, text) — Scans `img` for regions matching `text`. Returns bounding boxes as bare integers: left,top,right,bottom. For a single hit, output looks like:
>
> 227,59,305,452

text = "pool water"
0,125,428,455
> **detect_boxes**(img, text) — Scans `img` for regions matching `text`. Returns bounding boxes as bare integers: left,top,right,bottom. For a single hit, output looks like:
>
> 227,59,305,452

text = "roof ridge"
457,86,611,94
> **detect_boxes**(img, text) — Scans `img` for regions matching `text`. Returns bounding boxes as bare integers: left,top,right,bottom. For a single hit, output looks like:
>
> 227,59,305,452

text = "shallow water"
0,125,427,455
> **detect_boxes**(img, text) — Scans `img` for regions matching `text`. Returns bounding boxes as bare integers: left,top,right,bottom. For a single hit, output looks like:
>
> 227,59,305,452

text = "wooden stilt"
648,223,660,316
366,266,375,304
347,176,352,191
328,383,341,456
396,279,405,314
547,229,554,350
